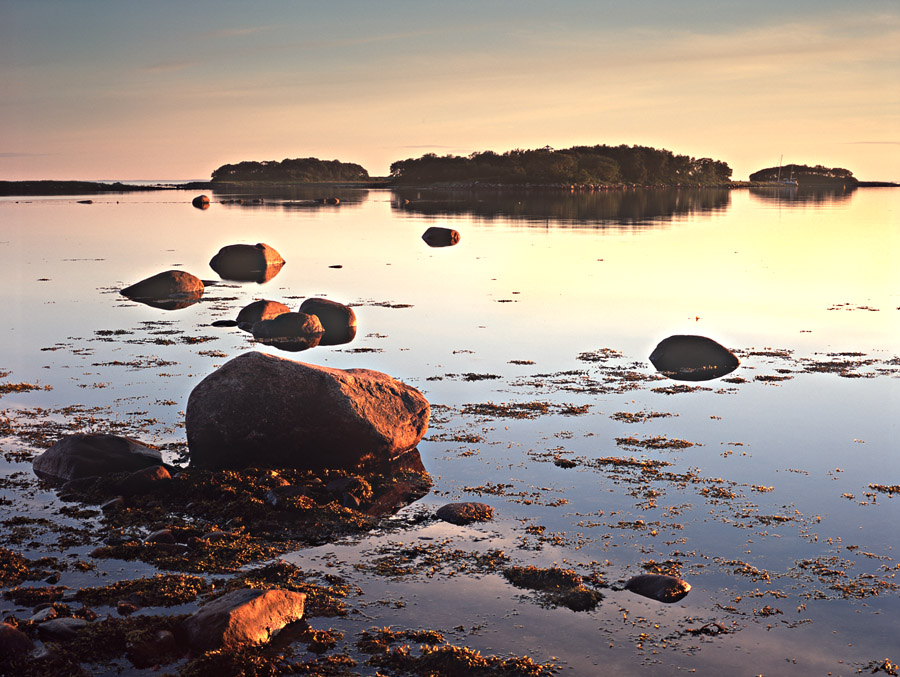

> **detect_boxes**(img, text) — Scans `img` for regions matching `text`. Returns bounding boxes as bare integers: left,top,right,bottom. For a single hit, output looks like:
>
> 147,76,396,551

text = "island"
210,157,370,185
748,163,859,188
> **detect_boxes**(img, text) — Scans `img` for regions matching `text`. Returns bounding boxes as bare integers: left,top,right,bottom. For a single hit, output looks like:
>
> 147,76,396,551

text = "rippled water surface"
1,186,898,675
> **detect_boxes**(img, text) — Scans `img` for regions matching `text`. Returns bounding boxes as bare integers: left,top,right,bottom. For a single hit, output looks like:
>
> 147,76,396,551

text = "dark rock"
33,433,163,482
436,502,494,525
77,199,93,205
192,195,210,209
101,496,126,512
117,600,140,616
251,312,324,351
649,335,739,381
298,298,357,346
30,607,57,622
37,617,88,642
0,622,34,659
209,243,285,283
422,226,461,247
211,319,239,327
115,464,172,496
60,476,100,493
623,574,691,603
236,300,291,329
119,270,204,310
183,588,305,651
105,530,140,546
265,485,313,509
127,629,179,668
200,531,230,542
185,351,430,471
145,529,176,544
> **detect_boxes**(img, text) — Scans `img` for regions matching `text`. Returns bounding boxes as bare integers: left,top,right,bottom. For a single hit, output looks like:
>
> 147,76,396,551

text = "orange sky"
1,1,898,181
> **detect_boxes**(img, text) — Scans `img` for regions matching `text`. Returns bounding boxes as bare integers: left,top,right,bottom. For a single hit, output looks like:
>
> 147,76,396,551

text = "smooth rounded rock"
649,335,739,381
436,502,494,525
0,622,34,659
115,465,172,496
236,300,291,329
623,574,691,603
251,312,324,351
37,617,88,642
192,195,210,209
185,351,430,471
120,270,204,310
422,226,461,247
33,433,163,482
298,298,357,345
209,243,285,283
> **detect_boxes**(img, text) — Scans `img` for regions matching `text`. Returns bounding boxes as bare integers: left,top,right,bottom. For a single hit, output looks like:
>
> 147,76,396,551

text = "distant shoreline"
1,178,896,197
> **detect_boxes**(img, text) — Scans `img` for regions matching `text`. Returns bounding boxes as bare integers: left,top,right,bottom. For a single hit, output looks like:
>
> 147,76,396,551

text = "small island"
748,163,859,187
210,157,370,185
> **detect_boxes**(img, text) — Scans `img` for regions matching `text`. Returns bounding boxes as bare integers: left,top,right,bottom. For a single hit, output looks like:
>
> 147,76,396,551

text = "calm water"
1,186,898,675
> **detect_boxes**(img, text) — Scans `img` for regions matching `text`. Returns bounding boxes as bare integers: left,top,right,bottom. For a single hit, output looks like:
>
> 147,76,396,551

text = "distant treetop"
211,157,369,183
749,163,858,186
389,144,733,186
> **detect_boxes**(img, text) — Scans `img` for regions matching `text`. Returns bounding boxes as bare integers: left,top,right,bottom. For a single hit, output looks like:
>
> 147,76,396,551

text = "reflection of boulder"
33,433,163,482
422,226,461,247
120,270,205,310
298,298,357,345
192,195,210,209
236,300,291,330
185,351,430,472
209,243,285,283
251,312,324,351
649,335,739,381
624,574,691,603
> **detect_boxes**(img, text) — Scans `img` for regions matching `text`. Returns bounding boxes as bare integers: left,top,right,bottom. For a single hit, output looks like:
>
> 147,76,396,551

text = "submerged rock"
183,588,305,651
623,574,691,603
298,298,357,345
422,226,461,247
209,243,285,283
33,433,163,482
236,300,291,329
251,312,324,351
649,335,739,381
119,270,204,310
185,351,430,471
436,502,494,525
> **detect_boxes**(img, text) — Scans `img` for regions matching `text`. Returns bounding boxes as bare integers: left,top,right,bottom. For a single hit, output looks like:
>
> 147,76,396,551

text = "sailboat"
775,155,799,187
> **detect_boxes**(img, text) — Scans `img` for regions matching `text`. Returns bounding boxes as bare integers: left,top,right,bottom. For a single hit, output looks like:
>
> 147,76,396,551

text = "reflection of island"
748,185,856,205
392,187,731,227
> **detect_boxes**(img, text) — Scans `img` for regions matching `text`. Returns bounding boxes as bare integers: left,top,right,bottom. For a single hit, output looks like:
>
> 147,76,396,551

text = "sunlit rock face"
236,300,291,329
185,351,430,472
251,312,324,352
191,195,210,209
119,270,204,310
298,298,357,346
32,433,163,482
209,243,285,283
649,335,739,381
422,226,461,247
624,574,691,603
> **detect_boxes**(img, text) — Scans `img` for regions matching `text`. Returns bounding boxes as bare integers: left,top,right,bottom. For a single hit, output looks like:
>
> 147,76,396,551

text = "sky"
1,0,898,181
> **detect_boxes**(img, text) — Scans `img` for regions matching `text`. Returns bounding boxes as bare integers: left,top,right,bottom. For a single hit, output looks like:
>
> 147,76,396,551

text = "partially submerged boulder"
298,298,357,346
120,270,204,310
436,502,494,526
183,588,305,651
191,195,210,209
422,226,461,247
649,335,739,381
236,300,291,329
209,243,285,283
185,351,430,471
251,312,324,351
624,574,691,603
33,433,163,482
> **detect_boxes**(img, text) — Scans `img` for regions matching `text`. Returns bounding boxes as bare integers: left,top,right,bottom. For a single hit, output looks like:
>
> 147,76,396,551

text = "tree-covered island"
210,157,369,184
389,144,733,186
748,163,859,187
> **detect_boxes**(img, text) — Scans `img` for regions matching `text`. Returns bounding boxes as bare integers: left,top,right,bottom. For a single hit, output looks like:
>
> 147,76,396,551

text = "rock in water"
422,226,461,247
209,243,285,283
298,298,357,345
649,335,739,381
191,195,210,209
184,588,305,651
624,574,691,603
236,300,291,328
436,502,494,525
119,270,204,310
251,312,324,351
33,433,163,482
0,623,34,660
185,351,430,471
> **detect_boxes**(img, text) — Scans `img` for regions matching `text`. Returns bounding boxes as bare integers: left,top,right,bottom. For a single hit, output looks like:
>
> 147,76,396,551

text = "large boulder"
236,300,291,329
298,298,357,345
33,433,163,482
422,226,460,247
120,270,204,310
185,351,430,471
251,312,324,352
183,588,305,651
209,243,285,283
0,623,34,661
624,574,691,603
649,335,739,381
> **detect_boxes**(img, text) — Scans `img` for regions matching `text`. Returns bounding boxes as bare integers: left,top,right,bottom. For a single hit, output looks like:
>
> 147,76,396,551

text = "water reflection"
749,185,856,204
392,187,731,226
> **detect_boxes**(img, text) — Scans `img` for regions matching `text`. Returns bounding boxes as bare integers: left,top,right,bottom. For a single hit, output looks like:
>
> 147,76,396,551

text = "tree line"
389,145,733,185
748,164,857,186
211,157,369,183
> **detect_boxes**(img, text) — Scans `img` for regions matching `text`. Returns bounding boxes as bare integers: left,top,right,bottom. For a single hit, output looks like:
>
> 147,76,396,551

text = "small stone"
422,226,461,247
145,529,175,544
623,574,691,603
117,600,140,616
37,617,88,642
30,607,57,622
436,502,494,525
101,496,126,512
